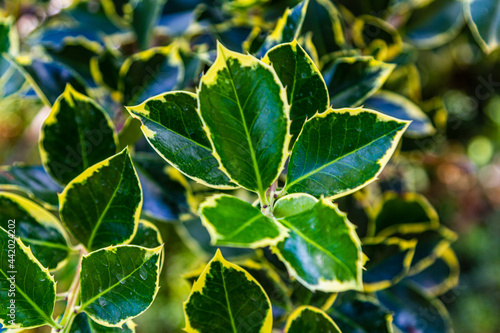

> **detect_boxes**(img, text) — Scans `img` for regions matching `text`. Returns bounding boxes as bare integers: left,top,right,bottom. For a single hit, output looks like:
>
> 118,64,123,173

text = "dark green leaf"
129,220,163,249
0,193,70,270
285,108,408,199
464,0,500,53
324,56,395,107
127,91,235,189
132,0,166,50
0,227,58,329
67,312,135,333
0,17,13,54
90,49,123,91
59,148,142,251
263,41,329,143
272,194,363,292
184,250,273,333
200,194,288,248
40,84,118,185
80,245,163,326
285,306,341,333
198,43,289,196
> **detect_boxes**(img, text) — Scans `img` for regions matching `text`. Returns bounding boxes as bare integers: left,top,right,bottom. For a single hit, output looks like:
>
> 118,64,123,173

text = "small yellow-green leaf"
59,148,142,251
39,84,118,185
197,42,290,196
0,192,70,270
80,245,163,327
285,108,409,199
200,194,288,248
184,250,273,333
285,306,341,333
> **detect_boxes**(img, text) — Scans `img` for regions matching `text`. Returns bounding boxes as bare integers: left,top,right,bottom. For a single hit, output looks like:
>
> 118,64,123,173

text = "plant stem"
59,246,86,331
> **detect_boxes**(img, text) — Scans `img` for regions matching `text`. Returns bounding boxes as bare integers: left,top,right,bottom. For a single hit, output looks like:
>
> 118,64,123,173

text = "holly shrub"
0,0,498,332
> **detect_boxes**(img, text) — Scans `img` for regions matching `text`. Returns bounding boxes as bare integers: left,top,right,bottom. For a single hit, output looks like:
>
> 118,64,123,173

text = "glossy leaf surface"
59,149,142,251
40,84,118,185
198,43,289,195
465,0,500,53
80,245,163,326
184,250,272,333
285,306,341,333
285,108,408,199
129,220,163,249
263,41,328,142
200,194,288,248
0,193,70,270
127,92,235,189
273,195,363,292
0,227,58,329
67,313,135,333
325,57,394,107
363,91,435,138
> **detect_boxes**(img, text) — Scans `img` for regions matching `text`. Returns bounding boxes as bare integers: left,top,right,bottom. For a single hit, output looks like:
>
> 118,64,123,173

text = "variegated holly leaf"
40,84,118,185
64,313,135,333
284,108,409,199
127,91,235,189
0,227,58,329
272,194,363,292
80,245,163,327
199,194,288,248
0,193,70,270
184,250,273,333
324,56,394,108
197,42,289,196
129,220,163,249
285,306,341,333
465,0,500,53
263,41,328,143
59,148,142,251
364,91,435,138
257,0,309,56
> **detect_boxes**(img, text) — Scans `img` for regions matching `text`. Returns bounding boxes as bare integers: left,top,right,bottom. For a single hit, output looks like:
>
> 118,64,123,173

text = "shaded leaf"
0,193,70,270
198,42,289,195
464,0,500,53
66,312,135,333
285,306,341,333
40,84,118,185
80,245,163,326
59,148,142,251
184,250,273,333
285,108,408,199
129,220,163,249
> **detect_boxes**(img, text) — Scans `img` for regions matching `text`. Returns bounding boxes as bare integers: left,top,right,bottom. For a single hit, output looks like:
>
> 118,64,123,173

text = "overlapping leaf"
263,41,329,143
59,148,142,251
285,306,341,333
285,108,409,199
40,84,118,185
0,193,70,270
127,91,235,189
80,245,163,326
464,0,500,53
66,313,135,333
199,194,288,248
0,227,58,329
197,43,289,196
184,250,273,333
129,220,163,249
272,194,363,292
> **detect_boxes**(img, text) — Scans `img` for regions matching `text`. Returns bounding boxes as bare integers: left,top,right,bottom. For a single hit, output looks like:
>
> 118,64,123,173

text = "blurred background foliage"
1,0,500,332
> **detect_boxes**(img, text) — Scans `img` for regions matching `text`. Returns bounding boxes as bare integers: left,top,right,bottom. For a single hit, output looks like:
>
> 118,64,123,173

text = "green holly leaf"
285,306,341,333
118,44,183,104
272,194,363,292
263,41,329,143
199,194,288,248
0,227,58,329
284,108,409,199
59,148,142,251
0,17,14,54
80,244,163,327
362,237,417,292
127,91,236,189
324,56,395,107
129,220,163,249
198,43,290,196
0,193,70,270
184,250,273,333
90,49,123,91
465,0,500,53
65,312,136,333
40,84,118,185
257,0,309,56
0,165,62,209
364,91,436,138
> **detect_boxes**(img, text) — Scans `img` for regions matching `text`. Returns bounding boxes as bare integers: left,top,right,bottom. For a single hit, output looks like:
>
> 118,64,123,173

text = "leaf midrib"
221,51,265,196
220,264,238,333
285,124,403,190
